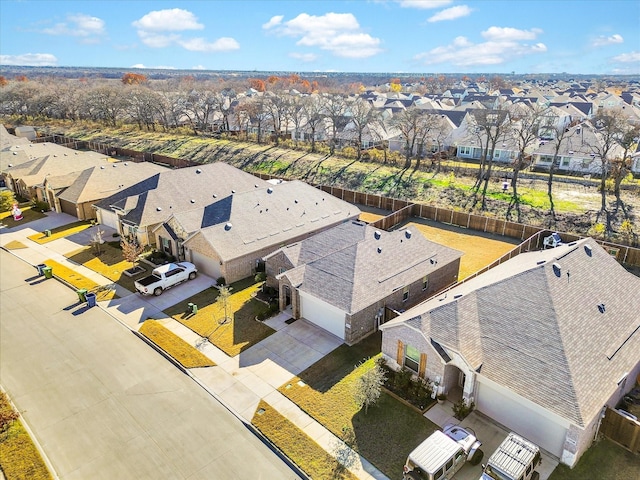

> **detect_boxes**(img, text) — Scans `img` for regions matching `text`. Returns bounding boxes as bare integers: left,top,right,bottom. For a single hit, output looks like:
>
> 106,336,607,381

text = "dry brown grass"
139,320,215,368
42,259,117,301
27,221,92,244
3,240,27,250
405,218,519,279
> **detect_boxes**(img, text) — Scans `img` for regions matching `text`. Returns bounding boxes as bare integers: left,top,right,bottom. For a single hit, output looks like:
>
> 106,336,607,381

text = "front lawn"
0,206,46,227
139,320,215,368
42,259,117,301
27,220,92,244
164,278,275,357
278,333,438,478
549,438,640,480
64,242,151,293
251,400,358,480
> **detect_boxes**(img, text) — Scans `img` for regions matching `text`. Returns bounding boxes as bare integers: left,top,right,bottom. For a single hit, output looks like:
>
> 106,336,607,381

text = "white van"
480,433,541,480
403,425,483,480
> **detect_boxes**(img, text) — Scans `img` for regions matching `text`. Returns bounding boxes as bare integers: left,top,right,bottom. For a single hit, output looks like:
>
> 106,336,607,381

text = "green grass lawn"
278,333,438,478
64,242,151,294
27,220,92,244
0,206,47,227
0,392,52,480
164,278,275,356
252,400,358,480
549,438,640,480
138,320,215,368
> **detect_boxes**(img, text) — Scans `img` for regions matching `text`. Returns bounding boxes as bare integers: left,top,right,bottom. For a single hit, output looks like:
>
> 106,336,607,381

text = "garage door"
98,208,119,230
299,292,345,339
59,199,77,217
476,380,567,457
191,251,221,281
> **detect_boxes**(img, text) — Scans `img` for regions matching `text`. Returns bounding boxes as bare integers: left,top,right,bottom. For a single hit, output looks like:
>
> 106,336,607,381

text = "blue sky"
1,0,638,74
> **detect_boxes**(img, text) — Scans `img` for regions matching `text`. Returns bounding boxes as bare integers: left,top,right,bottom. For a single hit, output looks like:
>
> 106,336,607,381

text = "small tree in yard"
0,190,16,212
121,235,144,271
353,361,386,414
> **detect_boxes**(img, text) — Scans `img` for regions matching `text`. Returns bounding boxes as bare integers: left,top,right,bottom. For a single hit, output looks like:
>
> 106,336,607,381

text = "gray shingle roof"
386,238,640,427
281,221,462,314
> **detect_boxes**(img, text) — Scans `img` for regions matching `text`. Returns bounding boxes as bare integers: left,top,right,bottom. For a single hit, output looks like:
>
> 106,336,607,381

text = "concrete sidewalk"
0,212,388,480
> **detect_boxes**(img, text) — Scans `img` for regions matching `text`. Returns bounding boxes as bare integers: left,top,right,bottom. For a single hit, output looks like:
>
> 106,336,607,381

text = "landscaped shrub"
31,199,50,212
146,250,175,265
254,271,266,283
216,276,226,286
452,399,475,420
377,357,434,410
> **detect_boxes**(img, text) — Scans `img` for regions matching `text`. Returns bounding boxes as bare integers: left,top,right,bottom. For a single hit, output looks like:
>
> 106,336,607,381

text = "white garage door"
191,251,221,281
476,380,567,457
299,292,345,339
98,208,119,230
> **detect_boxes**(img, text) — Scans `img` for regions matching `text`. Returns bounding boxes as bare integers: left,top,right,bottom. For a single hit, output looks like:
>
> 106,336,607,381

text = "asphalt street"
0,249,301,480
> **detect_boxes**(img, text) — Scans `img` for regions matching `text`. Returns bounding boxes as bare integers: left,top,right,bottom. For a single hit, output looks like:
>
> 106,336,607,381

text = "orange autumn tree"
248,78,266,92
121,72,148,85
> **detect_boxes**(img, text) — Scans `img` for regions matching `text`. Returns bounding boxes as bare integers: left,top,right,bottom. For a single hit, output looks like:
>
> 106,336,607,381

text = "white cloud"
415,28,546,67
591,34,624,47
611,51,640,63
262,16,283,29
137,31,180,48
132,9,203,32
289,52,318,62
41,13,105,41
178,37,240,52
130,64,176,69
192,65,206,70
130,64,146,68
0,53,57,66
264,12,383,59
397,0,453,9
427,5,472,22
482,26,543,41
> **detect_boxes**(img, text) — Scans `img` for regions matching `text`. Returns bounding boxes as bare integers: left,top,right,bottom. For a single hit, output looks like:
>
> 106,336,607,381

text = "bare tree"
321,94,348,154
121,235,145,271
86,85,126,127
342,97,382,160
546,123,572,220
300,95,326,153
389,107,441,170
611,124,640,210
353,361,386,414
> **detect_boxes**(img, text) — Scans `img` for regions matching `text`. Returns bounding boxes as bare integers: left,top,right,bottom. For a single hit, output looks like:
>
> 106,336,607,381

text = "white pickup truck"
134,262,198,296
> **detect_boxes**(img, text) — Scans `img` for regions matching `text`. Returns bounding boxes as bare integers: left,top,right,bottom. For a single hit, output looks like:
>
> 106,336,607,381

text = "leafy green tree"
0,190,16,213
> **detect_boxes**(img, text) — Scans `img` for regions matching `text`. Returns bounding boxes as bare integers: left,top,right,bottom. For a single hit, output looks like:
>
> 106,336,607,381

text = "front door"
284,285,291,307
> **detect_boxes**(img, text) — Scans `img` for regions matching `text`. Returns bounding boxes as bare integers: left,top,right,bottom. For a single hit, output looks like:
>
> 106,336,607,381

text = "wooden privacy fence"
600,407,640,454
34,135,640,267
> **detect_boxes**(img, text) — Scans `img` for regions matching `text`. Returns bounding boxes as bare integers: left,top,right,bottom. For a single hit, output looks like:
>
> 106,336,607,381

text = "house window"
278,267,285,275
402,286,409,302
160,236,171,254
493,149,501,159
422,276,429,291
538,155,553,163
459,146,472,156
405,345,420,373
561,158,570,168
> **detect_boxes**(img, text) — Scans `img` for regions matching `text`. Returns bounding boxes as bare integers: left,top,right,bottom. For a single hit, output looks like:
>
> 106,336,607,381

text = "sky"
0,0,639,75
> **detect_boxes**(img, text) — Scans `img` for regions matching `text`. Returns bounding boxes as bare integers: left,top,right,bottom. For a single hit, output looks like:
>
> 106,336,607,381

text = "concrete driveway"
424,403,559,480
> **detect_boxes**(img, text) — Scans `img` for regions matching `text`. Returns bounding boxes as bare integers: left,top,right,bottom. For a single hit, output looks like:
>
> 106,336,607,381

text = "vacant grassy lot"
252,400,358,480
0,392,52,480
64,242,151,293
278,333,438,478
27,221,92,244
549,438,640,480
405,218,520,279
164,279,275,356
0,206,46,227
42,259,117,301
139,320,215,368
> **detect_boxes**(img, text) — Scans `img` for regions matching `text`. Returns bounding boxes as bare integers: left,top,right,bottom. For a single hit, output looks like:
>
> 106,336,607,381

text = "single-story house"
265,221,462,344
43,161,167,220
380,238,640,467
94,162,272,246
152,179,361,284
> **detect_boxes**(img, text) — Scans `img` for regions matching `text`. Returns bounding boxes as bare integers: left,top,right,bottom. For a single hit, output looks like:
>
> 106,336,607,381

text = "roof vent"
255,184,259,188
552,262,561,277
231,189,236,193
597,303,606,313
267,187,273,194
584,245,593,256
294,199,298,203
100,166,105,169
156,207,162,212
224,222,232,231
405,230,412,239
212,194,217,198
196,168,202,174
12,151,16,155
377,247,382,254
190,199,195,204
454,294,463,299
374,231,381,240
536,260,546,265
124,162,128,166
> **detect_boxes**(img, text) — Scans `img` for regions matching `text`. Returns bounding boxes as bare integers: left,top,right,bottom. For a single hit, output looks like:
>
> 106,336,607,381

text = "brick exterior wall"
265,251,294,289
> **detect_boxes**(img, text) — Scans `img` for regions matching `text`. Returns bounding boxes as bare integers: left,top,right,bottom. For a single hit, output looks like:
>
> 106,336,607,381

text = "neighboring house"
380,238,640,467
152,180,361,284
43,161,167,220
265,221,462,344
13,125,37,140
3,147,110,202
94,162,272,246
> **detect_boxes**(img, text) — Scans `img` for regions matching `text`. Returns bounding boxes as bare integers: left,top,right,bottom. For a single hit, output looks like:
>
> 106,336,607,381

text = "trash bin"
44,229,51,237
42,266,53,279
36,263,47,276
187,302,198,314
76,288,88,302
86,292,97,308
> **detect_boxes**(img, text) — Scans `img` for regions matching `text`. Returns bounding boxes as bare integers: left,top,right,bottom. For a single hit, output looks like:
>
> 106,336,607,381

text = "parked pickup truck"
135,262,198,296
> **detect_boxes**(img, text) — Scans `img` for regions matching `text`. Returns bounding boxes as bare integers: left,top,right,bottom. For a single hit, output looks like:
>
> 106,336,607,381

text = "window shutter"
396,340,404,366
418,353,427,378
